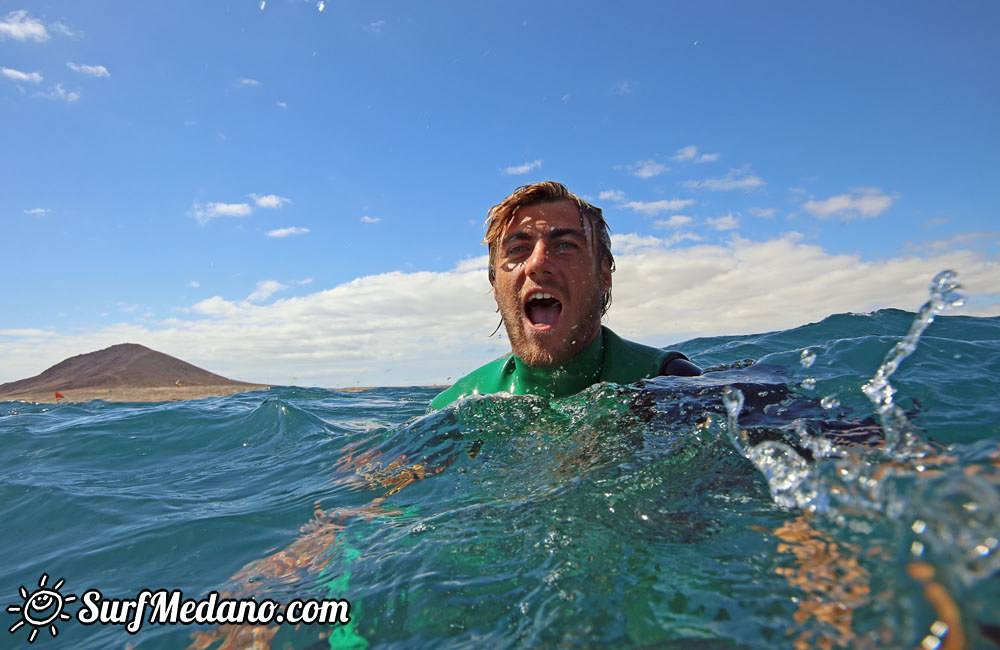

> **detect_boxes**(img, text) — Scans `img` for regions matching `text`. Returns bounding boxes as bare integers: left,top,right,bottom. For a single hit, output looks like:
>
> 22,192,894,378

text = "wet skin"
493,200,611,368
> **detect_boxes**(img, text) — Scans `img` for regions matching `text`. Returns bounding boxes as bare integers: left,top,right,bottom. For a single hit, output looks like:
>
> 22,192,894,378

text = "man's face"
492,199,611,367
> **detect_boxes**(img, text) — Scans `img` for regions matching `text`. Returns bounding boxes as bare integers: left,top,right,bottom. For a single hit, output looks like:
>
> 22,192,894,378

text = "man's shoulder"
428,353,514,411
601,327,700,382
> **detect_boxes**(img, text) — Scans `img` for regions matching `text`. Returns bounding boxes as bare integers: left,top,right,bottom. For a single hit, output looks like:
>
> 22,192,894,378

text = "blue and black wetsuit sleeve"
660,352,701,377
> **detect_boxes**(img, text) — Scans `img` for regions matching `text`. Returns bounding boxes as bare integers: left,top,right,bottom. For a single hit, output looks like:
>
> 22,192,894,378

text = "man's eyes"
504,240,580,258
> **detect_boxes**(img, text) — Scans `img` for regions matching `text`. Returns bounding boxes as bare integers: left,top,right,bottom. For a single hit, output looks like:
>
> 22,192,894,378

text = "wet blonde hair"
484,181,614,316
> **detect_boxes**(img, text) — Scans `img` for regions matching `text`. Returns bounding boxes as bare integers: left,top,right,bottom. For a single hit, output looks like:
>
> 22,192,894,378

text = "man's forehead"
504,200,587,237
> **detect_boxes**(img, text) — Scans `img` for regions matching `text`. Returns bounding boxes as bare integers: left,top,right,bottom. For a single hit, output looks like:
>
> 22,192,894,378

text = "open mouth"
525,292,562,329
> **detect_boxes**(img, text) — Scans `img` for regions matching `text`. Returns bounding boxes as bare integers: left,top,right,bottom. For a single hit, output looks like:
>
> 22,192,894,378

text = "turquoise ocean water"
3,290,999,647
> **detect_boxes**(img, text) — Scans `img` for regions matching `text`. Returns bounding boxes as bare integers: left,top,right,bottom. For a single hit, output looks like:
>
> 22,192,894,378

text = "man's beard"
497,287,604,368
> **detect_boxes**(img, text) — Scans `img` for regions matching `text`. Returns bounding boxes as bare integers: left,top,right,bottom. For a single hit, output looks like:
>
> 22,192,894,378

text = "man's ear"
600,258,612,293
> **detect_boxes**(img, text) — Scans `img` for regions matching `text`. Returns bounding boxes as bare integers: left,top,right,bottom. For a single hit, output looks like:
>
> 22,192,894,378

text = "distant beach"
0,383,450,403
0,384,270,404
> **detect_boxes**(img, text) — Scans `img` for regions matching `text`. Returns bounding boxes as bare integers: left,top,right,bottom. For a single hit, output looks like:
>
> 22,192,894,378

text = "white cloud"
749,207,776,218
453,256,488,273
624,199,696,216
605,234,1000,343
1,235,997,387
612,80,635,95
248,280,288,303
707,214,740,230
190,201,252,226
188,281,200,288
906,231,1000,254
50,21,78,38
672,146,696,161
802,188,898,221
654,215,693,229
662,231,703,246
237,77,262,87
0,328,56,338
599,189,626,202
361,215,381,224
2,67,42,84
317,1,326,11
24,207,49,216
628,160,669,179
0,10,48,42
252,194,291,209
366,20,386,33
502,160,542,175
671,145,719,164
684,167,764,191
266,226,310,238
276,101,287,109
612,233,666,255
67,62,110,78
40,83,79,102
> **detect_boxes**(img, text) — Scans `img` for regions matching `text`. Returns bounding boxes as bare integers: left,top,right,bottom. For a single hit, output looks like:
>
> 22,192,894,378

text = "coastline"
0,384,449,404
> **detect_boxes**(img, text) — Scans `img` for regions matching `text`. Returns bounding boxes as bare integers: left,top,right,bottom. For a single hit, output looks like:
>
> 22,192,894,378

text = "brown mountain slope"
0,343,262,395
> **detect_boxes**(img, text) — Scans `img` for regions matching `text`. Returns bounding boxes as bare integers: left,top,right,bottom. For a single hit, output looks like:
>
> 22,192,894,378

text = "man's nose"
524,240,552,276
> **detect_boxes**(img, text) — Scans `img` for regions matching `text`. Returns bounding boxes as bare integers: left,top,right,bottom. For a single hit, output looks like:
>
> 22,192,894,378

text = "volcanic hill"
0,343,268,402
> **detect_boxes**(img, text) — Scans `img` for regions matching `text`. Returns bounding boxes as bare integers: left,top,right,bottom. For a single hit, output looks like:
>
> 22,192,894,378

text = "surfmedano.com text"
76,589,351,634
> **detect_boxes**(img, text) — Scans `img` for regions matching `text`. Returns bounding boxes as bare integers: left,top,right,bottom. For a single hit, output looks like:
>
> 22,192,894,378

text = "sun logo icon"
7,574,77,643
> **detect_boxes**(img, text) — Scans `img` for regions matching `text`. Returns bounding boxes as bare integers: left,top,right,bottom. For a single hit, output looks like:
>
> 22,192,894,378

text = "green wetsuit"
428,326,698,411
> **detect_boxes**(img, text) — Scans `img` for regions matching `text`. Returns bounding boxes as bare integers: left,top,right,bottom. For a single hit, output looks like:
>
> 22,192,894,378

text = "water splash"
719,271,1000,646
722,386,821,509
862,270,965,456
800,348,816,368
722,270,967,510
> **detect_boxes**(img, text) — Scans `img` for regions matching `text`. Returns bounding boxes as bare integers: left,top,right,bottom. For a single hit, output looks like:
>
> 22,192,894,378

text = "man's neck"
508,328,605,399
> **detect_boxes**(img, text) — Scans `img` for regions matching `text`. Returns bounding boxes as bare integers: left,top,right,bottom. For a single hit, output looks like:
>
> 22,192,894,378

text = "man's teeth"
529,293,555,301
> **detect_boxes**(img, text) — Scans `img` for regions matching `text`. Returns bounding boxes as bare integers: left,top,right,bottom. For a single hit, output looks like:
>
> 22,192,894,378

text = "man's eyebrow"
501,226,587,247
546,227,587,241
501,231,533,246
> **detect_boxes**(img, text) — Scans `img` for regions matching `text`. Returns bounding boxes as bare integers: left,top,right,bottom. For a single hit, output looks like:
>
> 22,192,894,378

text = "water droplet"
930,621,949,637
799,349,816,368
912,519,927,534
911,541,925,556
800,378,816,390
722,386,744,417
259,1,266,9
820,395,839,409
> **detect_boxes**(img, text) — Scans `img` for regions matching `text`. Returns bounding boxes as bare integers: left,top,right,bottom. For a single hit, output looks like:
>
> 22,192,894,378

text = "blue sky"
2,1,998,387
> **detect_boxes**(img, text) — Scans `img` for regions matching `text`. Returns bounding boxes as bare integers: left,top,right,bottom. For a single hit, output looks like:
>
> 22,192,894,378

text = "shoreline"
0,384,448,404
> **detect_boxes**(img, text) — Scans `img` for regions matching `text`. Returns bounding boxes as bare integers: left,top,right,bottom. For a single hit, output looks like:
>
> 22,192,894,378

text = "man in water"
430,181,700,410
